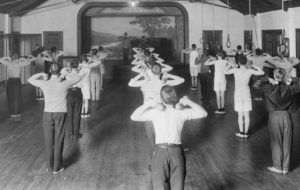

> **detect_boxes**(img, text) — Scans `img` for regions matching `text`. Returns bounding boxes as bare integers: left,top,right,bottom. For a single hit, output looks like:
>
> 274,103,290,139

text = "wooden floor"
2,68,300,190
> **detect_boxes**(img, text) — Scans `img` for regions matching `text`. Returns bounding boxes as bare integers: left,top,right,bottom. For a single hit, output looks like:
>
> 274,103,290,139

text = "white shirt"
189,50,199,67
129,74,184,103
0,59,31,78
28,74,81,112
229,67,262,99
247,55,270,69
141,77,165,102
214,60,228,78
141,108,197,144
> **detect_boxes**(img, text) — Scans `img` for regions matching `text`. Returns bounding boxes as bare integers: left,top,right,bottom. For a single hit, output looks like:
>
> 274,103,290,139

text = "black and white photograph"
1,0,300,189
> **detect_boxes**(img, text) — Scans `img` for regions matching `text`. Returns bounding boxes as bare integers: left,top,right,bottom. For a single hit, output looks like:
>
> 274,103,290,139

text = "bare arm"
160,63,173,73
63,73,83,87
164,73,185,86
131,63,147,73
130,100,156,122
225,65,236,75
251,65,265,75
204,57,215,66
128,73,146,87
180,96,207,119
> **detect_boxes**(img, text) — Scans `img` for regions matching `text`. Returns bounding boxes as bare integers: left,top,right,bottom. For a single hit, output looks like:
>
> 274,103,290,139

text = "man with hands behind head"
28,62,82,175
131,85,207,190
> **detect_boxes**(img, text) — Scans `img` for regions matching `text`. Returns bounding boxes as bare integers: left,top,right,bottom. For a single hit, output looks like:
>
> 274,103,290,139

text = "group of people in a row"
128,43,300,189
0,45,112,174
128,46,207,190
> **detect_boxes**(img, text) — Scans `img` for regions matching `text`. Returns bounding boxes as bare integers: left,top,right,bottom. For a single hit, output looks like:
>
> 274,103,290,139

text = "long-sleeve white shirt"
28,73,82,112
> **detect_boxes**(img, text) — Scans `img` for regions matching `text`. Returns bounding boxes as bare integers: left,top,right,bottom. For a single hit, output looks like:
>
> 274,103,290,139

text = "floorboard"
1,66,300,190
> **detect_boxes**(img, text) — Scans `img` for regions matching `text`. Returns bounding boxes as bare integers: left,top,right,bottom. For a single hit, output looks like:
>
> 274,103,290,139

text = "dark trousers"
45,61,51,75
263,66,274,78
145,122,156,158
43,112,67,171
250,75,263,98
123,48,129,65
151,146,186,190
268,111,293,171
66,88,83,136
199,73,212,101
6,78,21,115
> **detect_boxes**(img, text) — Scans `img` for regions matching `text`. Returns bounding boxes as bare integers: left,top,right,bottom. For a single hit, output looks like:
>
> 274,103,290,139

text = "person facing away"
205,50,231,114
183,44,200,91
225,55,264,138
61,60,88,139
234,45,244,65
27,62,82,174
130,85,207,190
1,53,31,117
254,68,300,175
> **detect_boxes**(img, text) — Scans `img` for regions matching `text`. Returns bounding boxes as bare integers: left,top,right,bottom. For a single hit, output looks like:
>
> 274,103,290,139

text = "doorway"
262,30,282,56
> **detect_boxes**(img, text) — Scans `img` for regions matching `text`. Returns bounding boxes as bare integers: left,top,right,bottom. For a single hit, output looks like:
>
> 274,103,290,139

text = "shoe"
236,132,249,139
36,97,44,100
267,167,282,174
254,97,263,101
10,114,21,118
85,114,91,118
243,133,249,138
235,132,244,138
214,109,221,114
81,114,87,118
219,108,226,114
282,170,289,174
183,147,190,152
191,87,197,91
53,168,64,175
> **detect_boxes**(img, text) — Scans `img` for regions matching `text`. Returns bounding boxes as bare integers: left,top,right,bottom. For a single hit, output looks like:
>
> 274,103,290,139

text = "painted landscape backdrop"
90,16,176,59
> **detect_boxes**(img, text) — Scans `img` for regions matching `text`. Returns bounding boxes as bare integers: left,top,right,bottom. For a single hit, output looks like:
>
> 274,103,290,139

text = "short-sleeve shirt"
247,56,270,69
189,50,199,67
231,67,256,99
214,60,228,78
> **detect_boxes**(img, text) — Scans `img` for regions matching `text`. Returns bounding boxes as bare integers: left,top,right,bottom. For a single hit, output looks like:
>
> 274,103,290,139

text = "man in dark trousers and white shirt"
28,62,82,174
131,85,207,190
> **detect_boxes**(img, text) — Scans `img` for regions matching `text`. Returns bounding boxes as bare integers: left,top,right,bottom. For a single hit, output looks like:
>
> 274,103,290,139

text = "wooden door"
43,31,63,50
203,30,222,53
262,30,282,56
244,30,253,50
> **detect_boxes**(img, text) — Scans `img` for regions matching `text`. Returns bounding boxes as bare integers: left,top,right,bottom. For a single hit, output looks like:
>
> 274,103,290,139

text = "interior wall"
0,14,5,32
246,7,300,57
179,1,244,52
20,0,82,55
19,1,245,56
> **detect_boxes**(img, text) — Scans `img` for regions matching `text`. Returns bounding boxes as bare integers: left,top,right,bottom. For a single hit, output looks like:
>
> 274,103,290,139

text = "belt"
69,87,80,91
155,143,182,148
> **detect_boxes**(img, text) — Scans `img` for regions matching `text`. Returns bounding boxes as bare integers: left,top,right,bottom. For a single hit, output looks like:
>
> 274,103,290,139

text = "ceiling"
0,0,300,16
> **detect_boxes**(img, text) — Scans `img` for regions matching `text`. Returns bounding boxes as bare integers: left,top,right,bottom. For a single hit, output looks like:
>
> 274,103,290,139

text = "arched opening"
77,2,189,64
